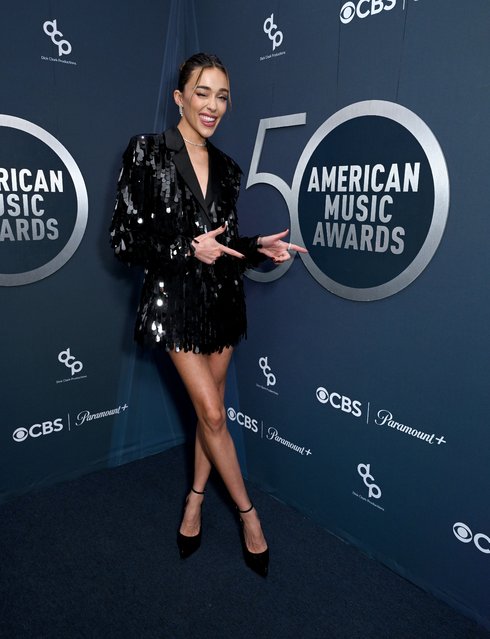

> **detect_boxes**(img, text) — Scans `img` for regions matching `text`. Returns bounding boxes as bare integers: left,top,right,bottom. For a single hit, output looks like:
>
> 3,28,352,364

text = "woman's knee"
199,404,226,434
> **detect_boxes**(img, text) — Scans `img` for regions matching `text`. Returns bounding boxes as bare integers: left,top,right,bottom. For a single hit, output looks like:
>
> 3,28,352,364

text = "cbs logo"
316,387,362,418
13,418,64,442
227,408,259,433
453,522,490,555
340,0,397,24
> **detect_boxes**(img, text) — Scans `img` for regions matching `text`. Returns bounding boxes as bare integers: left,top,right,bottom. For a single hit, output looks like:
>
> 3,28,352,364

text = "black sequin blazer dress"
110,126,265,354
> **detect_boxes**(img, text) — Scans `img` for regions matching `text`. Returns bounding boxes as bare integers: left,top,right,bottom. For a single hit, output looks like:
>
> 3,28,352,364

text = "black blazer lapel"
164,127,212,226
206,142,226,211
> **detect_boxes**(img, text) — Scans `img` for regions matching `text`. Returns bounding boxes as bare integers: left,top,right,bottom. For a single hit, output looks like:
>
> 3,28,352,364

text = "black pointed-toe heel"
177,487,205,559
238,503,269,577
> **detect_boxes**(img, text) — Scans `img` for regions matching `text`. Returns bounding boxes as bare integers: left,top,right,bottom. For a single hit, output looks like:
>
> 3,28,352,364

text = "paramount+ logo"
13,418,63,442
316,387,362,418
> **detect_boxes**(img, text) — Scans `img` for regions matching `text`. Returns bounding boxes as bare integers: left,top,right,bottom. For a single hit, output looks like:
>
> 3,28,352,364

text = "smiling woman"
174,55,230,145
110,52,307,577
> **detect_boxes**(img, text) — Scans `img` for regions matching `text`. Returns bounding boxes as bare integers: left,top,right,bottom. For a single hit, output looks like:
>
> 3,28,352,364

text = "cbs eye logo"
316,387,362,418
227,407,259,433
453,522,490,555
13,418,64,442
339,0,397,24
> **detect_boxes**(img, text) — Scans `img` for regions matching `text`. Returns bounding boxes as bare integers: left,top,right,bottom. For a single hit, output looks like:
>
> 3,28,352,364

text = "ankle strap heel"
236,502,269,577
191,487,205,495
238,503,254,514
177,488,205,560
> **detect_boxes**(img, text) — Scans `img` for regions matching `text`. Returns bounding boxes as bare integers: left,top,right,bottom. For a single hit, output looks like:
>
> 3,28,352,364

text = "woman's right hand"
192,224,245,265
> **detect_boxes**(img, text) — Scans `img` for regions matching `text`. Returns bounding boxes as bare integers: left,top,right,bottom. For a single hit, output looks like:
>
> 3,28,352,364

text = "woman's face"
175,66,229,141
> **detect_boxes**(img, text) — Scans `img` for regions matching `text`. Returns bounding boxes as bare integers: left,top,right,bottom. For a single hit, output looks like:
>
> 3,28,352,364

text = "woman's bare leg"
170,348,267,553
178,349,231,537
193,347,232,489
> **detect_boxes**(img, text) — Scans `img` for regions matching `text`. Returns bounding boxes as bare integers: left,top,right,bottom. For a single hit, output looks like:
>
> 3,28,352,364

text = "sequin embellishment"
110,130,265,354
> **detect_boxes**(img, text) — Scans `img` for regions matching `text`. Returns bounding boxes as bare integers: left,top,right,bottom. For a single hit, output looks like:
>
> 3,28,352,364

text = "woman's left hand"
257,229,308,264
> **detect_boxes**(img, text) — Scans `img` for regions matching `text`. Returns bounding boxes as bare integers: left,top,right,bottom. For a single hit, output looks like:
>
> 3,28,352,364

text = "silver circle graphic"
0,114,88,286
290,101,450,301
246,259,293,283
453,522,473,543
12,427,28,442
316,387,329,404
340,2,356,23
227,407,237,421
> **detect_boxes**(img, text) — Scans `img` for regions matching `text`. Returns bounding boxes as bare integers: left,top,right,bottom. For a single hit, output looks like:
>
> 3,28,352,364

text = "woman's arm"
256,229,308,264
109,135,195,268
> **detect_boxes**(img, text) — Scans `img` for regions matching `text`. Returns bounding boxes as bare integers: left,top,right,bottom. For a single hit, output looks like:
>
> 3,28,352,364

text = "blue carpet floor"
0,445,488,639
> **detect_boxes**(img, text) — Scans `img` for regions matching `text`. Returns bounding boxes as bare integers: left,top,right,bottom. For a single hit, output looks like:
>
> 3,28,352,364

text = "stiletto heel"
177,487,205,559
238,503,269,577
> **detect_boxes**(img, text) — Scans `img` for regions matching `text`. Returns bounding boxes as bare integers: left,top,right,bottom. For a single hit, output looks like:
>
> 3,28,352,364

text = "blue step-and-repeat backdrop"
1,0,489,629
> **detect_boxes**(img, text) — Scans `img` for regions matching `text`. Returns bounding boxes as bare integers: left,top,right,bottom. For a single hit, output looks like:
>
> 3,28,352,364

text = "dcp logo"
227,407,259,433
263,14,283,51
43,19,72,57
316,387,362,417
259,356,276,387
13,418,64,442
357,463,382,499
58,348,83,375
453,522,490,555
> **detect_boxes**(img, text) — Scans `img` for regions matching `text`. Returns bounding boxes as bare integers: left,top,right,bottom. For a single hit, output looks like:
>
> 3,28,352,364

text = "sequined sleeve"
110,135,193,268
231,235,266,268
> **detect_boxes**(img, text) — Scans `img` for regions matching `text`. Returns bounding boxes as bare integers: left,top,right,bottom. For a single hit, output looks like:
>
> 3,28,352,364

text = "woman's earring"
179,104,183,117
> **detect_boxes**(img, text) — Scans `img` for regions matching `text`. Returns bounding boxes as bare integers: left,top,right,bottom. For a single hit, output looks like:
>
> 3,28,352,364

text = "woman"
110,53,306,577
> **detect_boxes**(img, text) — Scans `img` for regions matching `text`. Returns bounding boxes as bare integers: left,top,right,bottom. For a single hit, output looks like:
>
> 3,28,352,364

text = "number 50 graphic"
245,113,306,283
244,103,449,301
